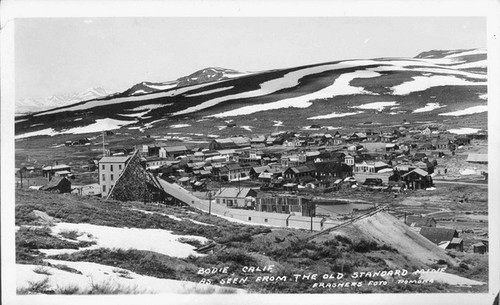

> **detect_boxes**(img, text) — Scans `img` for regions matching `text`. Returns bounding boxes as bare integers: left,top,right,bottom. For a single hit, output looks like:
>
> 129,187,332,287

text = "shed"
419,227,458,245
472,242,488,254
40,177,72,194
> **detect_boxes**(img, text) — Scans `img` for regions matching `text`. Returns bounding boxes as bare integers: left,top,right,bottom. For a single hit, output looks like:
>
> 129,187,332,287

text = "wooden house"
41,177,72,194
419,227,459,247
42,164,71,178
218,163,252,182
215,187,258,208
472,242,488,254
401,168,433,190
283,165,316,181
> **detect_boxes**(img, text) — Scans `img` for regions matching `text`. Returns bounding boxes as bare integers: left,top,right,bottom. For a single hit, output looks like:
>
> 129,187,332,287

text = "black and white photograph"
1,0,499,304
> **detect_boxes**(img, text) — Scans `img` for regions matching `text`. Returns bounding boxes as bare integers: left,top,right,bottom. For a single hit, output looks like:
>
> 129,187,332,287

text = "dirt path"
433,180,488,187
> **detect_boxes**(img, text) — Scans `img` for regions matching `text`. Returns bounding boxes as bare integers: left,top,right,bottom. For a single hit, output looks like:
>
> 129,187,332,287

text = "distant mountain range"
15,48,487,138
16,87,109,114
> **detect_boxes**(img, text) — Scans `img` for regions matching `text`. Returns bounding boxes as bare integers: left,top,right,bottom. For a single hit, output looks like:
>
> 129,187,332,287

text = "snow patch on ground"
146,82,178,91
120,110,150,118
170,124,191,129
131,89,149,95
438,105,488,116
15,128,56,139
450,59,487,69
391,75,486,95
460,168,479,175
352,101,398,111
209,68,381,118
273,121,283,127
177,61,380,117
130,103,172,111
184,86,234,97
478,93,487,100
240,126,253,131
413,103,447,113
308,111,363,120
448,127,481,134
17,262,244,294
43,222,207,258
15,118,136,139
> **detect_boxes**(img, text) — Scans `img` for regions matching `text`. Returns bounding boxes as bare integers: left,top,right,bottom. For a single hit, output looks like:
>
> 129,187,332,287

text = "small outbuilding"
40,177,72,194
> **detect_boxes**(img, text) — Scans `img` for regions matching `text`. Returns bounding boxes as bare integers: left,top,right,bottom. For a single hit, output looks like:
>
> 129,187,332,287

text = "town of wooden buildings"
25,126,487,200
19,125,488,251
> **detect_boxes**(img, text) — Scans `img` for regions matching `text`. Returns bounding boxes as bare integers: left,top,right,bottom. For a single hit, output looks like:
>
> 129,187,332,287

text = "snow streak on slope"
413,103,447,113
15,118,136,139
352,101,399,111
35,81,222,117
391,75,485,95
184,86,234,97
208,68,381,118
175,61,381,116
308,111,363,120
438,105,488,116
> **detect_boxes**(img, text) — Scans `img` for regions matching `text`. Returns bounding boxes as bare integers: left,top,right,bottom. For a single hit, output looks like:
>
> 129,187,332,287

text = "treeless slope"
337,212,455,266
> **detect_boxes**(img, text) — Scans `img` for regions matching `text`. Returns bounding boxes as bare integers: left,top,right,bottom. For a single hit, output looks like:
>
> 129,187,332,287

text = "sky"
15,17,486,101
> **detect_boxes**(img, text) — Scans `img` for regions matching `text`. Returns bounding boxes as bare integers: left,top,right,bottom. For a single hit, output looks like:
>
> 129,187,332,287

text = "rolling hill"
15,48,487,138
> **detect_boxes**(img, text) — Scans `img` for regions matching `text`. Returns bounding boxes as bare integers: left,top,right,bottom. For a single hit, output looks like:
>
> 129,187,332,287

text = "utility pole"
207,190,214,215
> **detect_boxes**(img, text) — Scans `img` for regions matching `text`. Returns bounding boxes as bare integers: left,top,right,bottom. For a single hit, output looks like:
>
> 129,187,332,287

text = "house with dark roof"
41,177,72,193
401,168,433,190
314,162,352,180
472,241,488,254
418,227,459,247
159,146,189,158
283,165,316,181
249,165,272,180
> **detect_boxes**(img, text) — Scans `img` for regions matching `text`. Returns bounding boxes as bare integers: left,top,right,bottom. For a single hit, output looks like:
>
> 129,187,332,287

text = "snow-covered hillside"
15,49,487,137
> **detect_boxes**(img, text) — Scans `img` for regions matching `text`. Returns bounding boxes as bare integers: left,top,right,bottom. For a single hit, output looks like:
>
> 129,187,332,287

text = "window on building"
102,164,105,170
216,199,220,204
110,174,114,181
110,165,114,171
102,174,105,181
248,217,252,221
264,218,268,223
119,164,122,170
103,185,106,192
